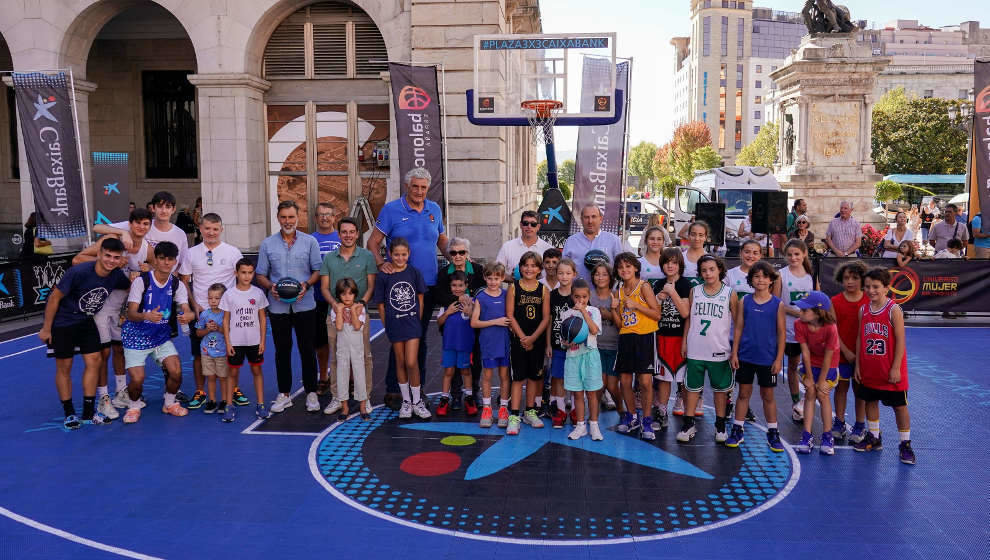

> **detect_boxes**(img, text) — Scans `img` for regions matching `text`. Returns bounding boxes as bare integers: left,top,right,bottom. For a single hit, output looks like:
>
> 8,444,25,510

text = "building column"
795,98,810,168
861,94,874,170
186,73,271,249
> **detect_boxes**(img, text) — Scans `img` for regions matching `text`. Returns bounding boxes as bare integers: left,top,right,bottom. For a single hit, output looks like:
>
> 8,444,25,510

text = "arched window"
263,2,388,79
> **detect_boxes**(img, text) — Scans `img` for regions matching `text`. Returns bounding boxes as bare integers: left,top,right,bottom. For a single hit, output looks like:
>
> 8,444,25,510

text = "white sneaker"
98,394,119,420
676,424,697,442
111,388,130,409
791,399,805,422
305,392,320,412
715,425,728,443
323,398,342,415
589,421,604,441
412,400,432,419
602,391,616,410
271,393,293,413
568,423,587,440
672,395,685,416
399,401,413,419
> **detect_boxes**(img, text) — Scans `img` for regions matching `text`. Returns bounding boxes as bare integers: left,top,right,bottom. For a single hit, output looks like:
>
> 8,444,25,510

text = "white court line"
0,505,162,560
0,331,42,345
0,344,45,360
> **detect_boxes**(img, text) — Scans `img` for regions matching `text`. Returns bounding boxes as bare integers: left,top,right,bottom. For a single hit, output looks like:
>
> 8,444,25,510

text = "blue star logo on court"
541,205,564,224
103,182,119,195
400,420,713,481
32,94,57,122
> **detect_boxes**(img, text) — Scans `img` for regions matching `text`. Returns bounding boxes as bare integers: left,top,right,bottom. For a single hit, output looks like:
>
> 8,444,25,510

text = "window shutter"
354,22,388,76
263,23,305,78
313,23,347,76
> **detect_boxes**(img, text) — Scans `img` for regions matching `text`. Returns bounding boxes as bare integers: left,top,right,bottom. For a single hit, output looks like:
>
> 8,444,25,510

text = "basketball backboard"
469,32,619,126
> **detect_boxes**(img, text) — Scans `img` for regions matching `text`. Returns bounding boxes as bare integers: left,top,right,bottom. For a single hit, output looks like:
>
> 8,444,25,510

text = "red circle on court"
399,451,461,477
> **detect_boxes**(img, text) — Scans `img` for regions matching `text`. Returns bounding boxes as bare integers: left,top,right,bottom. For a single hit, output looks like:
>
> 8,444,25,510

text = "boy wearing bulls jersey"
853,268,915,465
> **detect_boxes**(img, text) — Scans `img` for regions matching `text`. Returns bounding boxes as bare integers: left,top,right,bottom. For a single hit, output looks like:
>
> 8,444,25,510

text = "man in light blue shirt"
256,200,323,414
311,202,342,395
562,205,629,283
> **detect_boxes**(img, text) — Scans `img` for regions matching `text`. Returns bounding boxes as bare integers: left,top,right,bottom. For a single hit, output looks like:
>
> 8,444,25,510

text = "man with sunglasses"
179,213,243,410
496,210,552,277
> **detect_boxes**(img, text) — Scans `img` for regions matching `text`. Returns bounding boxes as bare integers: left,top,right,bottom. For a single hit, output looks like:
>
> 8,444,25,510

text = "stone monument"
771,10,890,234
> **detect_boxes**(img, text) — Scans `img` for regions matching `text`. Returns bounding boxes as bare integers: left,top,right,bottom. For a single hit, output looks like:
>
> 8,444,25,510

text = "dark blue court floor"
0,326,986,559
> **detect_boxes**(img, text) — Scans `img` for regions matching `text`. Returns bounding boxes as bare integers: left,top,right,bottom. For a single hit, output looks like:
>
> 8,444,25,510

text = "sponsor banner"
91,152,130,226
819,258,990,312
0,253,70,321
573,60,628,234
537,187,571,248
974,60,990,234
388,63,445,212
12,72,87,239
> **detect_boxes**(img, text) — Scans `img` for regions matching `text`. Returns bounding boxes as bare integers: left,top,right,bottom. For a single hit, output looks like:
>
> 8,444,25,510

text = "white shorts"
124,341,178,370
95,289,128,344
655,364,686,383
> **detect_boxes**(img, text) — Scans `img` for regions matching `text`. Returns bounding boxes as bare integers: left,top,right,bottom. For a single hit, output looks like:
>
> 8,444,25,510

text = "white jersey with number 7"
686,283,733,361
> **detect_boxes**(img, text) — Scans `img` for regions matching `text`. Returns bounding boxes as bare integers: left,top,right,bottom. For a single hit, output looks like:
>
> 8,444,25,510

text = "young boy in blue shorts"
471,262,512,428
437,271,477,416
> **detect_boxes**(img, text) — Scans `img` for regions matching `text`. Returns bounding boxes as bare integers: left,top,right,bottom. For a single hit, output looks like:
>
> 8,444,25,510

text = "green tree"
736,122,779,167
690,146,723,176
628,141,659,187
874,179,904,203
537,159,548,190
657,176,680,200
871,88,969,175
537,159,575,191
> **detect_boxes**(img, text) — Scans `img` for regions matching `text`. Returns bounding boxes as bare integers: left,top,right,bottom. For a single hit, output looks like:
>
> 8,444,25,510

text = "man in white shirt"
562,205,629,283
495,210,552,277
178,213,243,410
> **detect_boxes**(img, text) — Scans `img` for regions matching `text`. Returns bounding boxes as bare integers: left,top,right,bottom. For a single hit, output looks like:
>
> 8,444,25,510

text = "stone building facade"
0,0,542,257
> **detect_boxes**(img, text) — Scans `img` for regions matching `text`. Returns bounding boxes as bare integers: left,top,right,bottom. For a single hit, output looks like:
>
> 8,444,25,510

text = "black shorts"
510,338,545,382
189,330,202,357
853,380,907,407
228,345,264,368
314,300,329,349
50,319,102,359
735,361,778,387
615,333,656,375
784,342,802,358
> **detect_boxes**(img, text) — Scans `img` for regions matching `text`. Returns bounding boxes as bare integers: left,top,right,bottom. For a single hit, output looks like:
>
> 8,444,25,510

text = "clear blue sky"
540,0,984,152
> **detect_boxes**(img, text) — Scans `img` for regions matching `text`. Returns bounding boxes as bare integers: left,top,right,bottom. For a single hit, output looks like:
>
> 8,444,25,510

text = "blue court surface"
0,325,986,559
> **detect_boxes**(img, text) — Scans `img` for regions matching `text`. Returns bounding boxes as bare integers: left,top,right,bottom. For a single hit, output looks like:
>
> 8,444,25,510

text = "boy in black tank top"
506,251,551,434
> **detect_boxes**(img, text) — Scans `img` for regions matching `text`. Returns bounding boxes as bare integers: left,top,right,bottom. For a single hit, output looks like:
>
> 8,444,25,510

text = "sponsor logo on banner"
91,152,130,225
32,260,65,305
976,85,990,113
397,86,432,111
32,95,58,122
478,96,495,114
0,270,23,311
888,267,920,304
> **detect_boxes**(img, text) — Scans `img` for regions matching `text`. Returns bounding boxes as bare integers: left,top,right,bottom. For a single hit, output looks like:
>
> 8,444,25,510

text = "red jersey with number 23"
858,299,908,392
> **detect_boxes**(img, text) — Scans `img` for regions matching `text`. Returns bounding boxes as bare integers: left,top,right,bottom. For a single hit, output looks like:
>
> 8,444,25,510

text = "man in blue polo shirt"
312,202,342,394
562,204,629,283
367,168,449,409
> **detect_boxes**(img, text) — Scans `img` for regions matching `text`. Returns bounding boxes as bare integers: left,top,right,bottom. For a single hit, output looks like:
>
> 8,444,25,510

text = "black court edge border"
306,396,803,546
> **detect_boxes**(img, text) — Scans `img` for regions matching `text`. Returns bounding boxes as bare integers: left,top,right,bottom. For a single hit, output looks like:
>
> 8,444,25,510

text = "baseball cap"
794,290,831,311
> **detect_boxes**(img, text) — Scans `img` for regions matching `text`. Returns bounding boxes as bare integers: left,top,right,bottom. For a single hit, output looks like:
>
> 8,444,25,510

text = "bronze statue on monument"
801,0,857,34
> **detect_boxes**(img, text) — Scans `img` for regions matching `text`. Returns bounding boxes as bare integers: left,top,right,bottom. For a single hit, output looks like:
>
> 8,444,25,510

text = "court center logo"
311,408,798,543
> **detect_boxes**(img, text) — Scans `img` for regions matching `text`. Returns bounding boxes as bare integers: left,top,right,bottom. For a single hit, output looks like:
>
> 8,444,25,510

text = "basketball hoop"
521,99,563,145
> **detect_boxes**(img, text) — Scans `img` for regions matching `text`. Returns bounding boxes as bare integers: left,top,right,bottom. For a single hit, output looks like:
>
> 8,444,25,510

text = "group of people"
39,170,916,464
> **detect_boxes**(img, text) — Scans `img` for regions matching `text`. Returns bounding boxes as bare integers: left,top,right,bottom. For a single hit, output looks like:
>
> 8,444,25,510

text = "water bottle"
178,310,190,336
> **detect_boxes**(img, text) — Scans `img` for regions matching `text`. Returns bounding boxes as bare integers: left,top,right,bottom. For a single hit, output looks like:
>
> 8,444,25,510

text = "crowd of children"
41,213,915,464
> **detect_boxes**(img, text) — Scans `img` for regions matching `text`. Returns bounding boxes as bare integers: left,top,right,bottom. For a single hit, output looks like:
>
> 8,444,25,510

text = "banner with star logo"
91,152,130,226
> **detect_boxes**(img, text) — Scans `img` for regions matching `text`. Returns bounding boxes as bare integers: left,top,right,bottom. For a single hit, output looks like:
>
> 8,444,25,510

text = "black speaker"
695,202,726,247
752,191,789,235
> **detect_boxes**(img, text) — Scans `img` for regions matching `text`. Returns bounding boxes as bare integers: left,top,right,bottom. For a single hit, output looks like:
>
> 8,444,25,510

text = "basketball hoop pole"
544,124,559,191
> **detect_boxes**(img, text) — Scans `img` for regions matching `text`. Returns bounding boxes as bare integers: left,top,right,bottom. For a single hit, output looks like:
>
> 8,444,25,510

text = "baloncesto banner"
573,60,628,234
12,72,87,239
388,63,445,212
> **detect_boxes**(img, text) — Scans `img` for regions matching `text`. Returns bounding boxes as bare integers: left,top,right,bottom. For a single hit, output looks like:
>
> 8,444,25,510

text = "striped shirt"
825,216,861,254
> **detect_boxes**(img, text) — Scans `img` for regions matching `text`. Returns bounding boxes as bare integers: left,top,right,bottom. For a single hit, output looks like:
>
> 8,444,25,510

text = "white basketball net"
521,101,563,145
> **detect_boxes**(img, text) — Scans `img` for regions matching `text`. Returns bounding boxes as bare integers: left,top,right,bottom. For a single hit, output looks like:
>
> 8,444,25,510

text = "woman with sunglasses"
435,237,486,410
496,210,553,279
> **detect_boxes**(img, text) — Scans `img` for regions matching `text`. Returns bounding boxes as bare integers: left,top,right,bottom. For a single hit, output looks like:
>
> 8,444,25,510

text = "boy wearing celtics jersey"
678,255,738,444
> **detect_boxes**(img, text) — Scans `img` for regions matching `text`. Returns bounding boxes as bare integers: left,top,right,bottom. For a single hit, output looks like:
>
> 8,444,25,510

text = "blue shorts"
564,347,604,392
599,349,618,377
482,356,509,369
442,349,472,369
549,349,567,379
837,363,854,381
799,364,839,387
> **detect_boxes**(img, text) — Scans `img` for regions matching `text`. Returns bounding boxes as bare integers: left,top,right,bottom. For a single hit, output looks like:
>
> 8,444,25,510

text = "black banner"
820,258,990,312
537,187,572,248
974,60,990,234
90,152,130,226
12,72,87,239
573,60,628,234
0,254,71,321
388,63,445,212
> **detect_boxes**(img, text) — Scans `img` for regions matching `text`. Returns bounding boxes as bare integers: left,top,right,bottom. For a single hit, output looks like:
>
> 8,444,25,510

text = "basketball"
275,278,303,303
560,314,589,346
584,249,610,271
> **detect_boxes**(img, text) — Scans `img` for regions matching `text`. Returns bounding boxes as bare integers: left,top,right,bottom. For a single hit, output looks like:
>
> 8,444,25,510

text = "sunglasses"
449,250,468,256
206,250,213,266
521,220,539,227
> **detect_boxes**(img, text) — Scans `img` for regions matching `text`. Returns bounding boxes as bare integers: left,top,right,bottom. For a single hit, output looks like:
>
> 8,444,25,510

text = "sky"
539,0,985,154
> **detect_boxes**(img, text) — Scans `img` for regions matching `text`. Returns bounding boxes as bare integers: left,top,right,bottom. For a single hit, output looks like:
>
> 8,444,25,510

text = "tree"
652,142,672,183
874,179,904,203
736,122,779,167
537,159,575,191
690,146,723,175
657,176,680,200
628,141,659,186
871,88,969,176
651,121,720,186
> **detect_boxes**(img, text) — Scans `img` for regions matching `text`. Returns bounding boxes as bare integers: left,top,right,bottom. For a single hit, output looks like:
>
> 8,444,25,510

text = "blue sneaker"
222,405,235,423
796,431,814,454
627,414,643,434
617,412,634,433
820,432,835,455
640,417,655,440
63,415,81,430
898,441,916,465
830,417,849,439
766,428,784,452
725,424,745,448
255,404,271,420
848,422,867,443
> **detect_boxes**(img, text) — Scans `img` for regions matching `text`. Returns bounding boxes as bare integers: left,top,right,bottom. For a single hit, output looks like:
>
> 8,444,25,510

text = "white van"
669,166,784,254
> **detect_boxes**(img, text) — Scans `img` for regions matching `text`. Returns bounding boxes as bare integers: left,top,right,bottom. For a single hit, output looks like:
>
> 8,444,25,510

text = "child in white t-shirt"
221,259,270,421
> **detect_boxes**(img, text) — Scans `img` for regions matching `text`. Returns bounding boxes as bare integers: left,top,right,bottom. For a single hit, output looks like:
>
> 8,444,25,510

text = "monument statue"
782,115,795,165
802,0,857,34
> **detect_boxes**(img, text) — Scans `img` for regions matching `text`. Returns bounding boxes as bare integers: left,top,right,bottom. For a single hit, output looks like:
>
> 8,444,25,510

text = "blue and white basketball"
560,315,589,346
